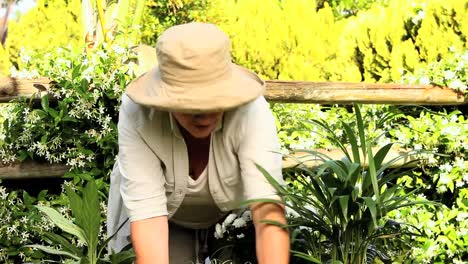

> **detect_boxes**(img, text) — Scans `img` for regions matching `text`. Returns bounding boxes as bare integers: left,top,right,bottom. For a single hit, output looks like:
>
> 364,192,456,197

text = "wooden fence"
0,76,466,179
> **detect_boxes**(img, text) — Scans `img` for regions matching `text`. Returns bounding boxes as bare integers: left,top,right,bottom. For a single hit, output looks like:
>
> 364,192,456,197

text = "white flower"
223,213,237,226
419,76,431,85
437,185,448,193
18,251,26,260
112,45,125,54
441,125,461,137
232,218,247,228
443,70,456,80
241,210,252,221
20,216,28,224
449,79,467,91
236,233,245,239
0,186,7,200
438,172,451,185
439,163,453,172
214,223,225,239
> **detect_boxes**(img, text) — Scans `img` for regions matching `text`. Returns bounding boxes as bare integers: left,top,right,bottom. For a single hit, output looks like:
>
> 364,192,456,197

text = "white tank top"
170,167,226,229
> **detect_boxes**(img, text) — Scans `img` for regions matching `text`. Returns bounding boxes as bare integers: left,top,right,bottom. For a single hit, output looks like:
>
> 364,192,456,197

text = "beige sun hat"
126,22,265,113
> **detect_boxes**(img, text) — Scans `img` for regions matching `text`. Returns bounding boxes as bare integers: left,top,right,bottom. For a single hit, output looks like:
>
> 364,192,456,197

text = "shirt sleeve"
118,96,168,222
237,97,284,201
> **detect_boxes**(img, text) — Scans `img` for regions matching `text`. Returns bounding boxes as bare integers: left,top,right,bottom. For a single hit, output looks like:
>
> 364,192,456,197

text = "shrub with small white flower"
0,44,136,262
2,44,135,183
0,180,59,262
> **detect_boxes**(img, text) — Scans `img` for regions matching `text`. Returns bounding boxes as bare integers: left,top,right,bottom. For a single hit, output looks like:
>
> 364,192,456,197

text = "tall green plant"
26,180,134,263
253,104,434,263
81,0,148,47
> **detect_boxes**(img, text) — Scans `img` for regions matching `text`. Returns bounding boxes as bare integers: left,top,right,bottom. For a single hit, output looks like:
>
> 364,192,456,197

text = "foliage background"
0,0,467,262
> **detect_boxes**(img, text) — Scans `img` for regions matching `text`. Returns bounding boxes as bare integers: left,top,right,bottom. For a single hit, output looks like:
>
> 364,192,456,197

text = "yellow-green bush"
139,0,223,46
343,0,467,82
216,0,361,81
6,0,82,70
216,0,467,83
415,0,467,63
0,45,11,76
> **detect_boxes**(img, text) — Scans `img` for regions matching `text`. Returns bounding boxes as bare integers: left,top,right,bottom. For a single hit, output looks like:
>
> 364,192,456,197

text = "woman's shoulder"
225,96,270,122
223,96,273,137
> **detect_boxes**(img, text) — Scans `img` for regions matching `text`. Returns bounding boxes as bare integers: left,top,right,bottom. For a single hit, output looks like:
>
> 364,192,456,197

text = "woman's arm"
131,216,169,264
251,202,290,264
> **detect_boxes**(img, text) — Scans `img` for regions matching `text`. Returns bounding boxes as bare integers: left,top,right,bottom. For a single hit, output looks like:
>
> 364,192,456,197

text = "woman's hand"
251,202,290,264
131,216,169,264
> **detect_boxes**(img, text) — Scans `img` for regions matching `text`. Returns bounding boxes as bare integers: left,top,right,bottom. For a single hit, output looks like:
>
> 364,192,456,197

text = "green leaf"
290,250,321,264
25,244,80,260
98,218,131,260
347,162,361,186
49,108,59,119
35,205,87,243
106,249,135,264
43,232,83,257
354,103,367,158
23,191,36,209
362,197,378,227
367,145,380,202
82,180,101,248
41,95,49,111
342,122,360,164
373,143,393,169
337,195,350,224
324,160,348,182
17,150,31,161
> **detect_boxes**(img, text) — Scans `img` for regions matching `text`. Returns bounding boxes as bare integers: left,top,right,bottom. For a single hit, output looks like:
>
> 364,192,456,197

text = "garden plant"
251,104,435,264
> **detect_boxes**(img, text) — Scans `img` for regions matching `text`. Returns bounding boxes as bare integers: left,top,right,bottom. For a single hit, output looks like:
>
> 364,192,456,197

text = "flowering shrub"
402,49,467,94
0,179,111,263
0,45,134,262
0,180,66,262
2,45,135,184
385,50,468,263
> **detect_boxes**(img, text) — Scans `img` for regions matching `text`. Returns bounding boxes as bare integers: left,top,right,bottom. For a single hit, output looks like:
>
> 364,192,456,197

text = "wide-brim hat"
126,22,265,113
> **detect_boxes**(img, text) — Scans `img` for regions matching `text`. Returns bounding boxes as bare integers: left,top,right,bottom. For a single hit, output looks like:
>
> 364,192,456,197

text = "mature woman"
107,22,289,264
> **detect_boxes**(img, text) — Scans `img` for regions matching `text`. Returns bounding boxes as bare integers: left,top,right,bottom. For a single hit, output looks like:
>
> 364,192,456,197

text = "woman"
107,22,290,264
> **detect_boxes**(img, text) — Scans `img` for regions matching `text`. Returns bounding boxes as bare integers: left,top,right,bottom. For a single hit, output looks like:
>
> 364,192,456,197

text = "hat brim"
126,64,265,113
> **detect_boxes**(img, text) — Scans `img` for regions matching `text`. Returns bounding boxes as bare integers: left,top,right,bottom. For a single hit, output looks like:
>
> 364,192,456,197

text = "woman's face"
172,112,224,139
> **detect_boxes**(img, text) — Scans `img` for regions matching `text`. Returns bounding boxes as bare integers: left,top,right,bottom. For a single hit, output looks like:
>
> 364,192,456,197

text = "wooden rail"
1,77,466,105
0,148,418,179
0,161,70,179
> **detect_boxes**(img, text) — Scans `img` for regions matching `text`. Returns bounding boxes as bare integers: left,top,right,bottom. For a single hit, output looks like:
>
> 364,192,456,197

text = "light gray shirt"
107,94,284,251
